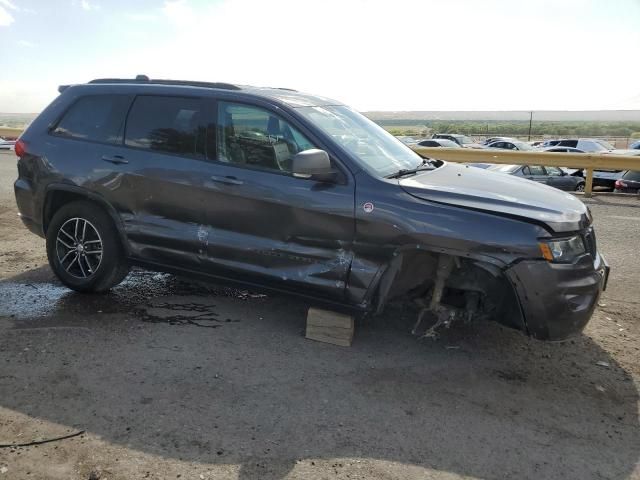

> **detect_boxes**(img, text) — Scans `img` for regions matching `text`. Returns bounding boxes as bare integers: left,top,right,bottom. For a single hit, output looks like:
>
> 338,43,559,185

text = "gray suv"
14,77,609,340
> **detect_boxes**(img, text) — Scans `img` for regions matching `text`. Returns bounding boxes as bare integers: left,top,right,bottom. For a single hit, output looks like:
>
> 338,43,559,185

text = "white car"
0,137,16,150
542,138,615,152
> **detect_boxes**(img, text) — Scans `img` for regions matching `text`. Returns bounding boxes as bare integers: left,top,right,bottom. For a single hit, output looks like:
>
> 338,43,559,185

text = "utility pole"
528,111,533,141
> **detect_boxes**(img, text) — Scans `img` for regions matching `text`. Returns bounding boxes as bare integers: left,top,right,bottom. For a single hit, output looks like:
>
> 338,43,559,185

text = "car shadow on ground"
0,268,638,479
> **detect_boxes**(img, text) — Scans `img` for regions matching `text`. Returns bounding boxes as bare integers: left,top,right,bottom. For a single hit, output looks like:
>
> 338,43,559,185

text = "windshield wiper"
385,159,435,179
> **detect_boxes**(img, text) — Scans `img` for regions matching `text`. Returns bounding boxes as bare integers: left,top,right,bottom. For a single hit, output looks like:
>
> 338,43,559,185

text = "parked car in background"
630,140,640,149
417,138,461,148
541,146,585,153
483,136,516,145
614,171,640,193
486,140,535,151
541,138,614,152
432,133,483,148
0,137,16,150
488,164,585,191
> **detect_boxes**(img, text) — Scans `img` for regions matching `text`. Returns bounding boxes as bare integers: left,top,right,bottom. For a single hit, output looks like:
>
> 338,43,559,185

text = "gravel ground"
0,151,639,480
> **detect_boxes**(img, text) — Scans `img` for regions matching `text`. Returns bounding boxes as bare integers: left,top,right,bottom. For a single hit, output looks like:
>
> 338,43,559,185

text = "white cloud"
0,6,14,26
124,12,159,22
79,0,100,11
0,0,17,10
17,39,36,47
162,0,195,26
126,0,637,111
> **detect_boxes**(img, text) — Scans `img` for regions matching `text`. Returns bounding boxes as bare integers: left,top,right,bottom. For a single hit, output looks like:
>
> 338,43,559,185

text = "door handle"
210,175,243,185
101,155,129,165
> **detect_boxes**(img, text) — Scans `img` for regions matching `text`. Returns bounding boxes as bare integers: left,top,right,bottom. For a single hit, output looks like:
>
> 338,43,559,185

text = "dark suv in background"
14,77,608,340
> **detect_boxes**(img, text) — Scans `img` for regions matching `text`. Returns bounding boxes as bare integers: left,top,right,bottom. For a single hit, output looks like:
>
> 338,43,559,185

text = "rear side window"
125,96,202,156
53,95,130,144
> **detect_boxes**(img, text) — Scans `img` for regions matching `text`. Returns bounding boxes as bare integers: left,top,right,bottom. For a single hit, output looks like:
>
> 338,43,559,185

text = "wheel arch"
43,185,130,256
361,245,526,333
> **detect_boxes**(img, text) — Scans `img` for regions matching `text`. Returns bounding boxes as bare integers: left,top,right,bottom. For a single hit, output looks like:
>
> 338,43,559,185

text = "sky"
0,0,639,113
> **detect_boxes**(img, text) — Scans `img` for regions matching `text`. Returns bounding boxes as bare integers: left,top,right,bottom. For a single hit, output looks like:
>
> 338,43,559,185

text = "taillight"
14,139,26,157
615,179,626,189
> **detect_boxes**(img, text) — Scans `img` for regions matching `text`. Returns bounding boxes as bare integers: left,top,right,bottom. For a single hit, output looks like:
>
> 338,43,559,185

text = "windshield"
624,170,640,181
489,164,520,173
513,142,534,151
595,139,614,150
296,105,426,177
439,139,461,148
458,136,474,145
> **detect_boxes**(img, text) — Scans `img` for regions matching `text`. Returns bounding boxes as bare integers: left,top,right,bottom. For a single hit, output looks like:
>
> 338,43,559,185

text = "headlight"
539,236,586,263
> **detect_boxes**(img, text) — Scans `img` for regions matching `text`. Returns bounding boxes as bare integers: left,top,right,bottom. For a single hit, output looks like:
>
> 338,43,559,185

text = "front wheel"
46,200,129,292
575,183,585,192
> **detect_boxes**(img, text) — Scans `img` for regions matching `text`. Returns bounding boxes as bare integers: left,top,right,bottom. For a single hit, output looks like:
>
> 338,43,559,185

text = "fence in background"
466,135,636,149
411,147,640,197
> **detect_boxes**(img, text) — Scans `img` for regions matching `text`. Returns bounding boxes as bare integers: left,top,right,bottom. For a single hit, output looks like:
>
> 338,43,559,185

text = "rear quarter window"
623,170,640,181
52,95,131,144
124,95,203,156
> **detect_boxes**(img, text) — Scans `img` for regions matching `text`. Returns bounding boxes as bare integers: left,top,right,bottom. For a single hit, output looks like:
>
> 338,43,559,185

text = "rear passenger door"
111,95,213,267
198,100,356,300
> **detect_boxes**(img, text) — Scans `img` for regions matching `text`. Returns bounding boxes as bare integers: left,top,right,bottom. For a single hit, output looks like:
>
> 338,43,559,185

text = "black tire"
46,200,129,293
575,183,585,192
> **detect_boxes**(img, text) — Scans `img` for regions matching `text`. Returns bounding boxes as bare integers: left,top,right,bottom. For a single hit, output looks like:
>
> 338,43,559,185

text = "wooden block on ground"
305,307,354,347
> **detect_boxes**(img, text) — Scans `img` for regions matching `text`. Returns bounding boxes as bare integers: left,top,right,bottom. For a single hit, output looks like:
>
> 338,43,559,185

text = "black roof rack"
87,76,241,91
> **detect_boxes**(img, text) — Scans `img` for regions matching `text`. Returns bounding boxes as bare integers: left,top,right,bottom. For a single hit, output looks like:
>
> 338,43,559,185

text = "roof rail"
87,76,241,91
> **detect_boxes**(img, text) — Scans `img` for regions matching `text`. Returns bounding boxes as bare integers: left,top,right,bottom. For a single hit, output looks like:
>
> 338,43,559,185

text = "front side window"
125,96,202,156
546,166,563,176
296,105,426,177
53,95,130,144
216,102,316,173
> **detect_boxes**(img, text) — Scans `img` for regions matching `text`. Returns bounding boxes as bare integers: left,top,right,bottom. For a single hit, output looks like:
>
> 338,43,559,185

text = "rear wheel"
575,183,585,192
46,200,129,292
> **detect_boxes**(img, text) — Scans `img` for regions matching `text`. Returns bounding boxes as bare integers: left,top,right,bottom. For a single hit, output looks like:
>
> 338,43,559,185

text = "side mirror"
291,149,337,182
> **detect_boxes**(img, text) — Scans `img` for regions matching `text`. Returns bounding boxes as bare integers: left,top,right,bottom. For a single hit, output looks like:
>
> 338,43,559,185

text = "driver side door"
544,166,574,190
198,99,356,300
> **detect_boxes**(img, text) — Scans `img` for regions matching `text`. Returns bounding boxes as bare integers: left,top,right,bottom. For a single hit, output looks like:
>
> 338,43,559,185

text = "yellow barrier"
411,147,640,196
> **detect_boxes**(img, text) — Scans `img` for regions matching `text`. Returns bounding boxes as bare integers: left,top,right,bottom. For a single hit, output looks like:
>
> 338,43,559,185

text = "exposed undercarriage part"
374,251,524,338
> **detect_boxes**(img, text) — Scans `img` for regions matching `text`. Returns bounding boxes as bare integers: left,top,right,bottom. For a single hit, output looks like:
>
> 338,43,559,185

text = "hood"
399,163,590,233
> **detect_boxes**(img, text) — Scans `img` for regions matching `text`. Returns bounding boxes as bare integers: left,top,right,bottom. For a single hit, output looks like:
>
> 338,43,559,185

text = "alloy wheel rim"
56,217,103,279
577,184,585,191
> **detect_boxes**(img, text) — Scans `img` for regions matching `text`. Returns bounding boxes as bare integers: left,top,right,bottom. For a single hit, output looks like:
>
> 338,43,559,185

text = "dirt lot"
0,150,639,480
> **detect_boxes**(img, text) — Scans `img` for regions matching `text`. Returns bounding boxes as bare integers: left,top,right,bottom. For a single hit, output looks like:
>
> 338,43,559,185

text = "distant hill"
364,110,640,122
0,113,39,130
